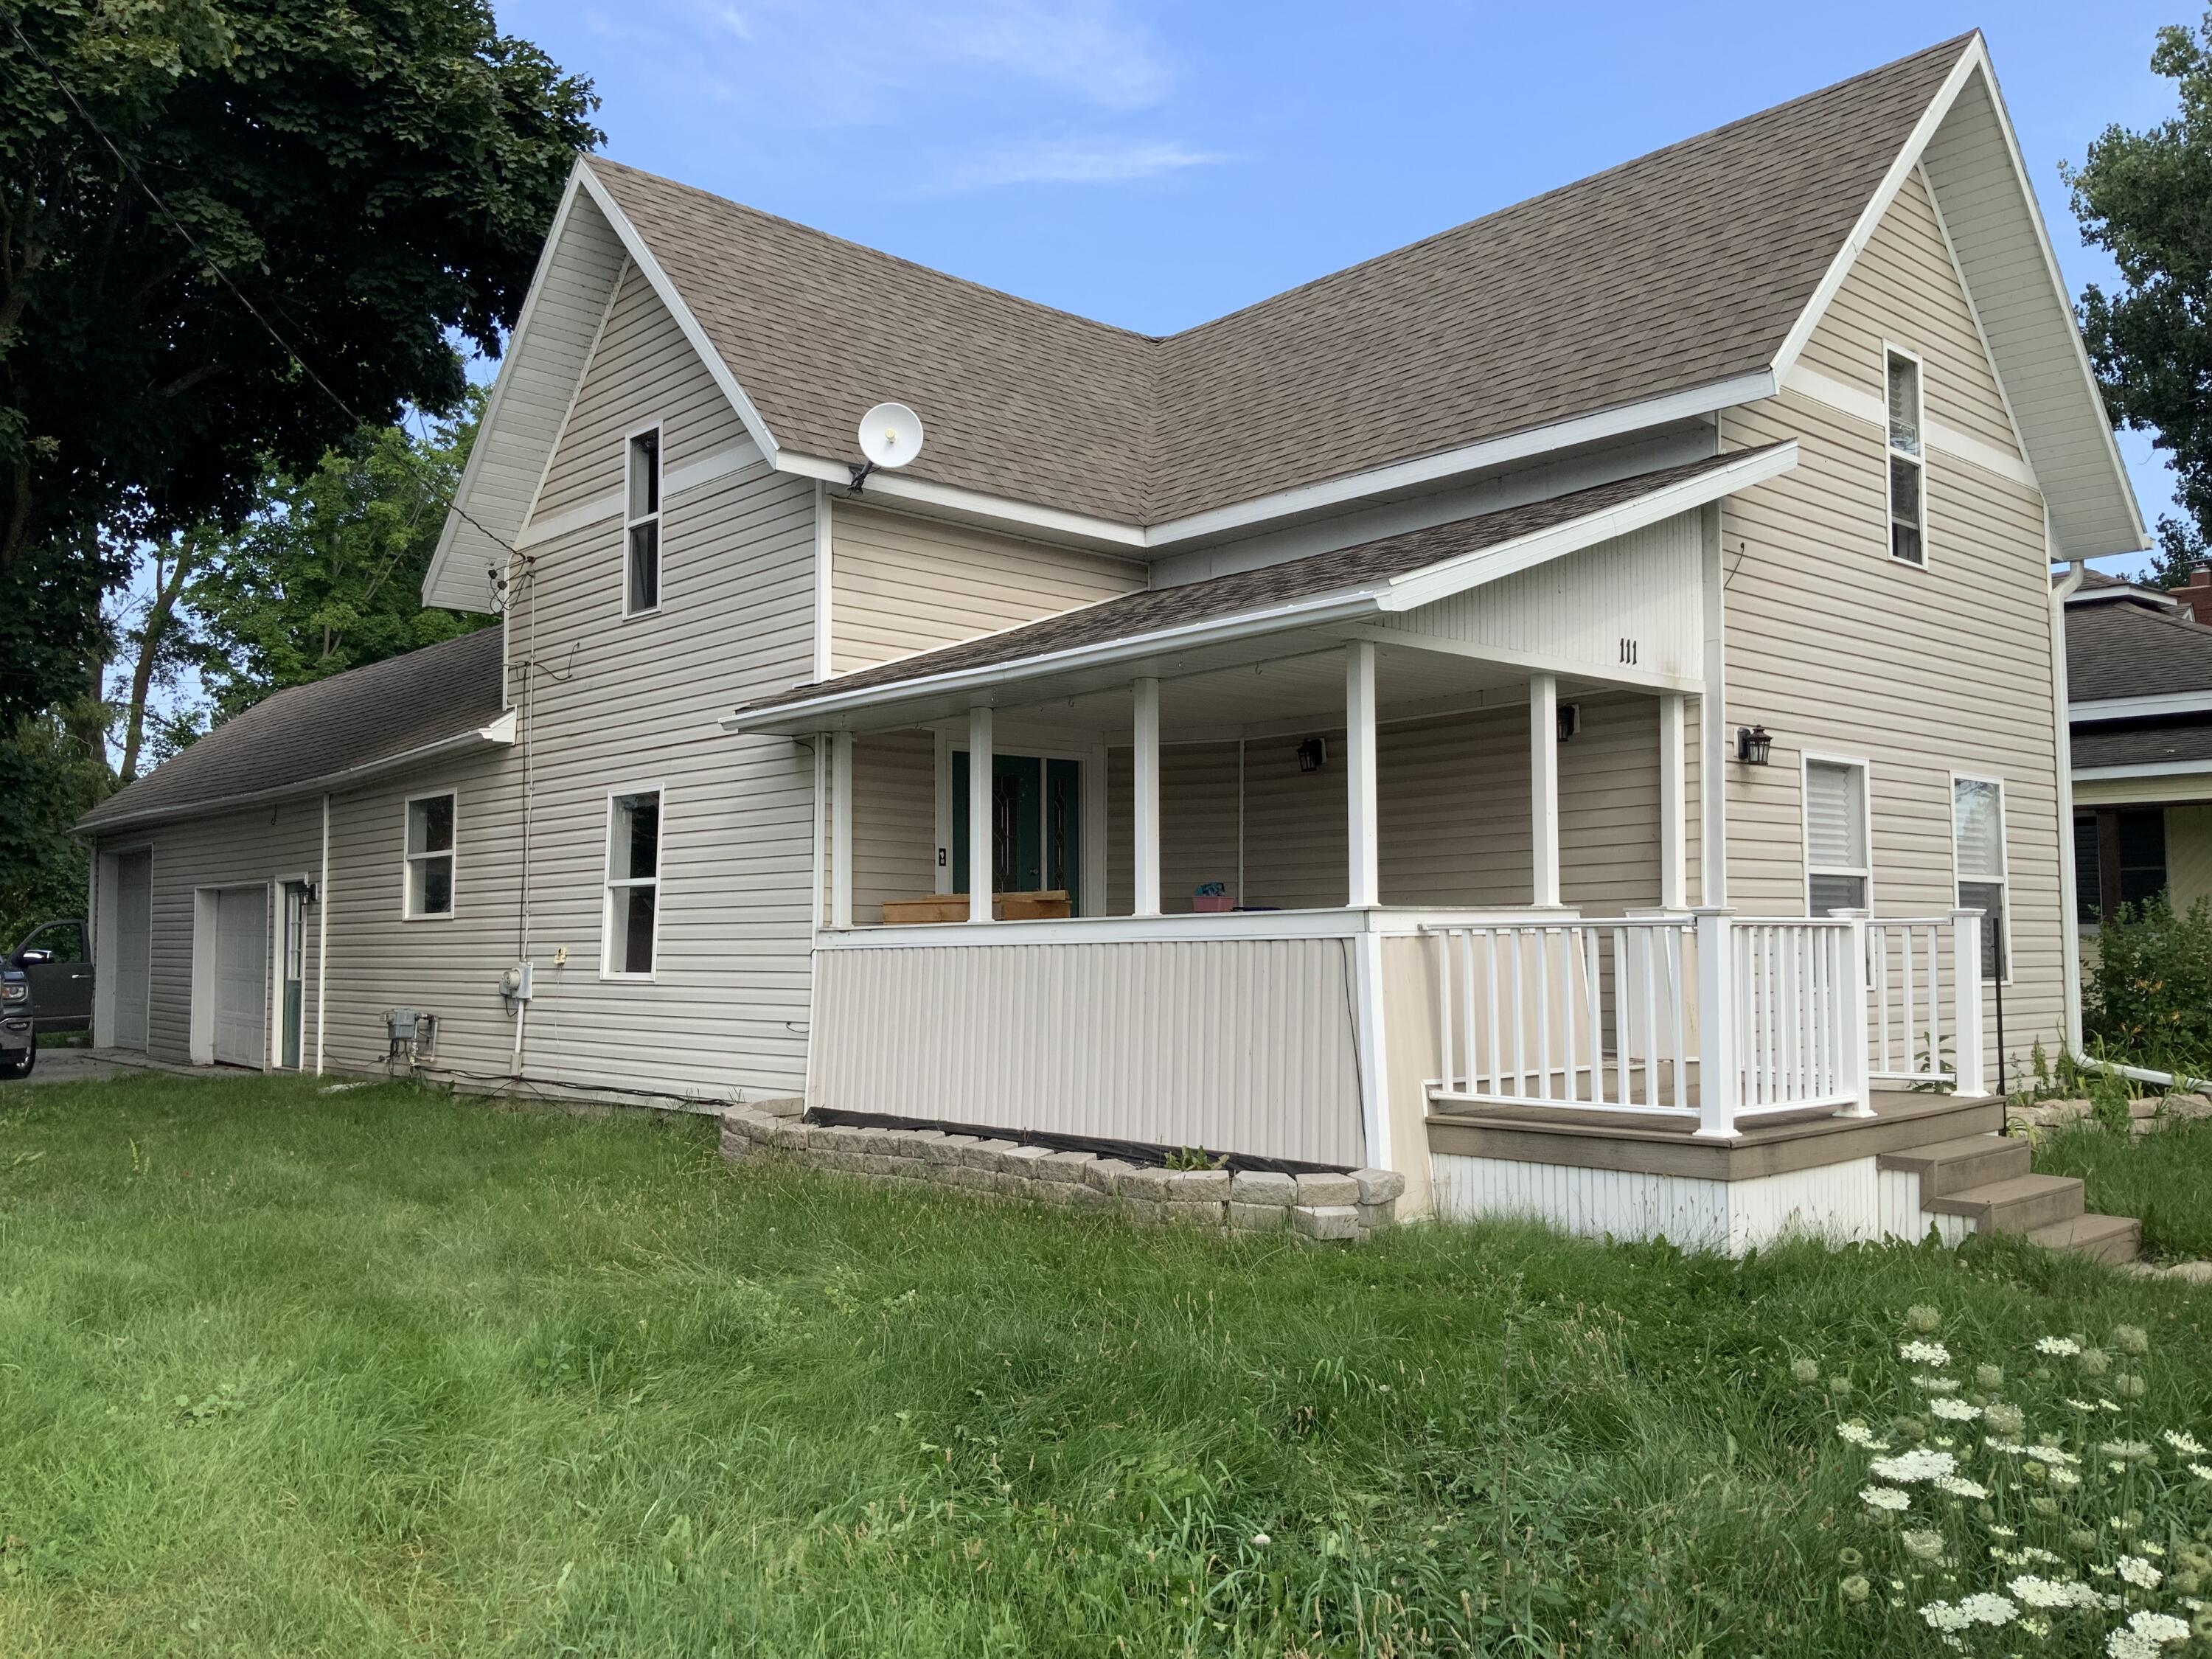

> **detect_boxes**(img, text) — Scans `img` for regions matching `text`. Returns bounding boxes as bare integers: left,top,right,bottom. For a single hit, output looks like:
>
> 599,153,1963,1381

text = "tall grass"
0,1073,2204,1656
2031,1113,2212,1261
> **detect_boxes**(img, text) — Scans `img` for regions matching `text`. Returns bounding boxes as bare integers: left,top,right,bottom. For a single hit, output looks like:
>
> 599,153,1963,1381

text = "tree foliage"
2070,12,2212,574
0,0,598,728
0,702,109,946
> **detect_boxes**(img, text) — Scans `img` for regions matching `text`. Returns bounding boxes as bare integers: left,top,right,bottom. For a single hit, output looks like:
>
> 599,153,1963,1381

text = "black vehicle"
9,919,91,1034
0,957,31,1079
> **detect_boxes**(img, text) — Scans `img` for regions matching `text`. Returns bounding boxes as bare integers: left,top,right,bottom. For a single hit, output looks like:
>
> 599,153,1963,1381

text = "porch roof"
729,444,1791,736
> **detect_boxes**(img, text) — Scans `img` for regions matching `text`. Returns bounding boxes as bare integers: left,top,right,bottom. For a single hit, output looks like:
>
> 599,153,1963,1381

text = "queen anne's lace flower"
1836,1422,1879,1447
1985,1403,2026,1436
2189,1464,2212,1482
2118,1556,2163,1590
2163,1430,2205,1456
2037,1337,2082,1357
2112,1324,2151,1356
1902,1529,1947,1562
1870,1449,1958,1484
1930,1398,1980,1422
1914,1373,1962,1393
1860,1486,1911,1512
2009,1575,2103,1609
1901,1340,1951,1366
1920,1593,2017,1630
2107,1610,2190,1656
1935,1474,1988,1499
2101,1440,2154,1462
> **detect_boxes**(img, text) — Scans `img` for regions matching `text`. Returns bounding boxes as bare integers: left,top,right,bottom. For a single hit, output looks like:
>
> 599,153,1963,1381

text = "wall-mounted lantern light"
1557,703,1581,742
1296,737,1327,773
1735,725,1773,766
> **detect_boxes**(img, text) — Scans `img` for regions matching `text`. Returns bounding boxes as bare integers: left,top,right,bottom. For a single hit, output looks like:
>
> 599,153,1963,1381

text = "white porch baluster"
1951,908,1987,1096
967,706,993,923
1530,673,1561,908
1694,906,1739,1138
1346,641,1380,908
1133,677,1161,917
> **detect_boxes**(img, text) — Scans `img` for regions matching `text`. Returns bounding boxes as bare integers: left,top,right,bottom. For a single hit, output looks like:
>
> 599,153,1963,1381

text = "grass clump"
2033,1112,2212,1261
0,1071,2207,1657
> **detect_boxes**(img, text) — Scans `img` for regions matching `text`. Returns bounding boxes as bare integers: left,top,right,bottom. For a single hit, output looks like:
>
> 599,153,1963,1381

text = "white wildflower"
1921,1593,2017,1630
1870,1449,1958,1484
2163,1430,2205,1456
1860,1485,1912,1512
2070,1398,2099,1412
2189,1463,2212,1482
1935,1474,1988,1499
2052,1468,2084,1488
1902,1528,1947,1562
2009,1575,2104,1609
2102,1440,2154,1462
1902,1340,1952,1366
2118,1555,2162,1590
1251,1532,1270,1547
2037,1336,2082,1357
1930,1398,1981,1422
1836,1421,1878,1447
2109,1610,2191,1655
1916,1374,1964,1394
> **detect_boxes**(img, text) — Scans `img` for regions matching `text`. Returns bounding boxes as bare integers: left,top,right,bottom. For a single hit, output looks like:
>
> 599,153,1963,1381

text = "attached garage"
111,851,151,1051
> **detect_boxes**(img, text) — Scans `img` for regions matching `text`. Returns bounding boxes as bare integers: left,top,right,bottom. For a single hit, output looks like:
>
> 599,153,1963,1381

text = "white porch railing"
1426,908,1987,1138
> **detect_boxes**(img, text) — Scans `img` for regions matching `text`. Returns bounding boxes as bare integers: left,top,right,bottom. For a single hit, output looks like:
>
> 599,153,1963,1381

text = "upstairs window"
404,792,456,918
625,427,661,614
1805,757,1870,914
1952,775,2008,981
604,789,662,976
1885,348,1926,566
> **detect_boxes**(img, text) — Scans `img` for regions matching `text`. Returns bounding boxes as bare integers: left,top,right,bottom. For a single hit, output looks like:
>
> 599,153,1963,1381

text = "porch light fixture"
1735,725,1773,766
1557,703,1581,742
1296,737,1327,773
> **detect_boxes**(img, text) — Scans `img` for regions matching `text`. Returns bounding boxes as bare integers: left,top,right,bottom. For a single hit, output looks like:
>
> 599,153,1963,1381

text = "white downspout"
2051,550,2085,1060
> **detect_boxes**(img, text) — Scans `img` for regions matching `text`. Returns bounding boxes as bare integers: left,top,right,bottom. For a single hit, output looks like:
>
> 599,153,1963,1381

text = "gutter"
77,714,516,836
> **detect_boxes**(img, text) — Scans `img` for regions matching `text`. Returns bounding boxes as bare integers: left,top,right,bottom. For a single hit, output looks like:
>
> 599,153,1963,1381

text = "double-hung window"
404,792,456,918
1805,757,1871,914
1952,775,2008,981
625,426,661,614
1885,347,1927,566
604,789,662,976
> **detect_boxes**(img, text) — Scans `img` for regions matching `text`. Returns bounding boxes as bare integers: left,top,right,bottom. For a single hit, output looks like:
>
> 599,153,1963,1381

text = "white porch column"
830,731,854,929
1698,503,1728,907
1694,905,1739,1139
1951,908,1988,1096
1133,677,1161,917
967,706,993,923
1658,692,1687,911
1346,641,1379,907
1529,672,1560,908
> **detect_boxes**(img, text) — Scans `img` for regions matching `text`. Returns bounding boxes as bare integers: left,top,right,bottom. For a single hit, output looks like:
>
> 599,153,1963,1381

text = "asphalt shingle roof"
79,627,506,832
588,34,1969,527
2068,594,2212,702
2073,721,2212,771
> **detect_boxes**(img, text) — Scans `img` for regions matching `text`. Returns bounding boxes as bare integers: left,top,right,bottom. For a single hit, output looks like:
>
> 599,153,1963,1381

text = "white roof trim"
725,447,1792,733
2073,691,2212,722
2073,759,2212,783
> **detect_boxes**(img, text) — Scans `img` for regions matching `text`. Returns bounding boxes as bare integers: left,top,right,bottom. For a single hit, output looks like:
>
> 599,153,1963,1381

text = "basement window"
1885,347,1927,566
625,425,661,615
1952,774,2009,982
403,792,456,918
604,788,662,978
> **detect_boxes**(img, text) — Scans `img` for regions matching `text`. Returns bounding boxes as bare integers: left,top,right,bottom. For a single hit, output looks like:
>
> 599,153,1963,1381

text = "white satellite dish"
858,402,925,470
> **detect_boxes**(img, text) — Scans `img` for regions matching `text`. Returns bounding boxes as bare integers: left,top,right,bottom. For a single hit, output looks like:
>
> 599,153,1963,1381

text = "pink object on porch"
1192,895,1233,913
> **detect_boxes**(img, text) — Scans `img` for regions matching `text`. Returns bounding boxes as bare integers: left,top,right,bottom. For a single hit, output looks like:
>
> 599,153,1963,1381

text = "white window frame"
1950,770,2012,986
401,790,458,921
1801,750,1874,916
1882,341,1929,570
602,782,666,981
623,420,664,618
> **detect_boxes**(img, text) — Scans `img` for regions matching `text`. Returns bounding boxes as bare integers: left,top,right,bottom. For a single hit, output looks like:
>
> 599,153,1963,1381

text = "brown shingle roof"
741,448,1775,714
79,627,507,832
2073,721,2212,771
588,34,1969,527
2068,595,2212,703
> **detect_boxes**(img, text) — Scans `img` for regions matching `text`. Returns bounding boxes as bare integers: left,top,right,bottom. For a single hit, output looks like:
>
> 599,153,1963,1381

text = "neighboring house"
2065,570,2212,933
79,33,2149,1253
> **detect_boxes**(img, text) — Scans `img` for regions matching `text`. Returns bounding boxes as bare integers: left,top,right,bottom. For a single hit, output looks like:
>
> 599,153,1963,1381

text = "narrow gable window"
604,789,662,976
1952,775,2008,981
1805,758,1869,914
1885,349,1926,566
625,426,661,614
404,792,456,917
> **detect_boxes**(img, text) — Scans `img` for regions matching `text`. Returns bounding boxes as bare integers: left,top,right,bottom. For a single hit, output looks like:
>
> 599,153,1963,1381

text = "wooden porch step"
2027,1212,2142,1266
1930,1172,2084,1235
1877,1133,2031,1198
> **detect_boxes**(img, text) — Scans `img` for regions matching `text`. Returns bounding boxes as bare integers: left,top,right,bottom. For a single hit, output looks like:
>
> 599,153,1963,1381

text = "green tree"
0,701,109,946
2070,13,2212,583
0,0,598,730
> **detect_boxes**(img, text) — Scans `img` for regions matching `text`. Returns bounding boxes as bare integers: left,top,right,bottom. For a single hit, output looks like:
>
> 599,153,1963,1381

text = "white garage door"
212,887,268,1068
111,852,151,1051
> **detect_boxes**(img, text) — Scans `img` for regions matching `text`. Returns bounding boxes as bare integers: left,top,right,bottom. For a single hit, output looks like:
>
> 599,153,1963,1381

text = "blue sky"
496,0,2194,573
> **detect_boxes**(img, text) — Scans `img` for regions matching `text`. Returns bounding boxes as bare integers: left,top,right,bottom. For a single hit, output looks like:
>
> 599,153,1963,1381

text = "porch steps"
1877,1135,2140,1265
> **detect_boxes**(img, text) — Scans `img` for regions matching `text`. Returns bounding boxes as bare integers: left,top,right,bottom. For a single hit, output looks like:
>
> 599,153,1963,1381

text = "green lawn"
1,1074,2209,1658
2031,1113,2212,1262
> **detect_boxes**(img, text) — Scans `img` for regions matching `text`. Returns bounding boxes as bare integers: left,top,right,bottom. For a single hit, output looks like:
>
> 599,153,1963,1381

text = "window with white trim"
1954,775,2009,981
1805,759,1869,914
604,790,661,975
1885,349,1926,566
625,428,661,614
403,792,456,917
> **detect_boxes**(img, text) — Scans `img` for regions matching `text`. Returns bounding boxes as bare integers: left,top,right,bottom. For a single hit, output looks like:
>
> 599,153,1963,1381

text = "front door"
212,887,268,1068
280,883,307,1069
953,753,1081,914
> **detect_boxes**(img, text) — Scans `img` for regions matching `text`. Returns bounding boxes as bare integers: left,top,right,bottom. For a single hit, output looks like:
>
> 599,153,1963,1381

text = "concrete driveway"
0,1047,204,1088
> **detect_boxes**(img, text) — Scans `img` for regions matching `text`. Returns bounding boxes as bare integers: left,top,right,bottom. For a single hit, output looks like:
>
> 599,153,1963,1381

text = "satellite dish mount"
849,401,925,493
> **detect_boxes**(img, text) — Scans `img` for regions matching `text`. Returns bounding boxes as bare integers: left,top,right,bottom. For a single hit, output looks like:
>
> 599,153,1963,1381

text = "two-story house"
78,32,2147,1254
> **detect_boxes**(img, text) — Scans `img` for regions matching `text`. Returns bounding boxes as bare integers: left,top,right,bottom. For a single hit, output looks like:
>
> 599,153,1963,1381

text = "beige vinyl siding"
1720,177,2059,1074
100,803,324,1068
1101,695,1667,914
851,731,936,919
829,502,1144,673
2166,805,2212,915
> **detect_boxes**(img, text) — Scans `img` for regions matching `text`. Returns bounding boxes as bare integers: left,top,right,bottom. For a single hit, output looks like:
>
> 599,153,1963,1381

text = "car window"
19,922,85,963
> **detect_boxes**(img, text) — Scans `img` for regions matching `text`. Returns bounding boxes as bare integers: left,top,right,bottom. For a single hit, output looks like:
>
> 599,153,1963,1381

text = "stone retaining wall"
718,1099,1406,1240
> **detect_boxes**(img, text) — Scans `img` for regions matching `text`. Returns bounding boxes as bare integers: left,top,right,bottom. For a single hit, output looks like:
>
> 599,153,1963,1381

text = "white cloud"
923,136,1229,193
927,1,1174,111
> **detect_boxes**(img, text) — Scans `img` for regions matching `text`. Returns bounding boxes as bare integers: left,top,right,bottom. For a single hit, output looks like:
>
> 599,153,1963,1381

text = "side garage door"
111,852,152,1050
212,887,268,1068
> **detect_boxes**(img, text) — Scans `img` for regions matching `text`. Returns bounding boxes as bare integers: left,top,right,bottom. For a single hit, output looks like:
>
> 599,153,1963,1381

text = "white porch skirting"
810,934,1366,1166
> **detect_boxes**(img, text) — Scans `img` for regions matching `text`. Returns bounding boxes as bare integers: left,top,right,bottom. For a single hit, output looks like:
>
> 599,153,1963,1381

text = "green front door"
953,752,1080,914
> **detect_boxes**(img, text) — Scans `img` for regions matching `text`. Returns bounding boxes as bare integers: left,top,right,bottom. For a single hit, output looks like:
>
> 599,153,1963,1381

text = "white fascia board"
79,721,518,836
1377,441,1798,611
2073,759,2212,783
422,165,593,611
2073,691,2212,721
573,164,783,465
2065,585,2177,609
771,369,1778,556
